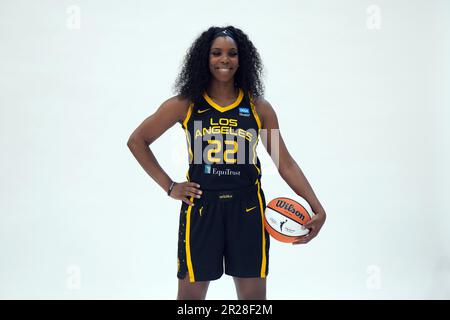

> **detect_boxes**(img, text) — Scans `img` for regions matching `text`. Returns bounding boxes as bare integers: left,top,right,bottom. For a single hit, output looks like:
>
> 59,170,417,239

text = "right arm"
127,96,202,206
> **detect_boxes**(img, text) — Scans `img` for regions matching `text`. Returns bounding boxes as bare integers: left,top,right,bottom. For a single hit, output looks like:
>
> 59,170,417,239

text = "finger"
304,220,312,226
180,189,191,197
186,191,201,199
306,232,316,240
292,233,313,245
188,182,201,188
187,187,203,195
292,236,309,244
182,197,194,206
303,228,314,236
293,238,311,245
304,219,316,228
296,232,317,244
304,222,317,231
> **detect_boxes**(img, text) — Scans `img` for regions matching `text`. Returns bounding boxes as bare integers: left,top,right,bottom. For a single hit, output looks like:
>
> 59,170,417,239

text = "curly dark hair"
174,26,264,104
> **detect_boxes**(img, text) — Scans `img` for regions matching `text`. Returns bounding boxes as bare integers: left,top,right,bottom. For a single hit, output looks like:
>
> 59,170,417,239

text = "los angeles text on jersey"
193,118,256,142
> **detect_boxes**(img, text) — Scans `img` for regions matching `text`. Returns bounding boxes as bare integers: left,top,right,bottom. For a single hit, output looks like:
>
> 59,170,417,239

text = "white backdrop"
1,0,449,299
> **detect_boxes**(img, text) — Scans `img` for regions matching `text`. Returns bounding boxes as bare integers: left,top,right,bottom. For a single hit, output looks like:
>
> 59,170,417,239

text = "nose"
220,55,229,64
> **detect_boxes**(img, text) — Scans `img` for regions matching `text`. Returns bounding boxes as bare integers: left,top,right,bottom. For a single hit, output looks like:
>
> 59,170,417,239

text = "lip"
216,67,232,70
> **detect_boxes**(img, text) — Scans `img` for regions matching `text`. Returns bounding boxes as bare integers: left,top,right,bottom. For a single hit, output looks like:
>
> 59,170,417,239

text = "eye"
211,52,221,56
229,52,238,57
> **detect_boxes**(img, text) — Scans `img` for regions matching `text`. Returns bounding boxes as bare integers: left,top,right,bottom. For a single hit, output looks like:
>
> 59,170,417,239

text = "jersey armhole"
182,102,194,129
249,94,262,129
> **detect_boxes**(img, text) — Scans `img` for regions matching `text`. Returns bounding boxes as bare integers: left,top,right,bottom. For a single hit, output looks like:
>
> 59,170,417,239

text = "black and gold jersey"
181,88,263,190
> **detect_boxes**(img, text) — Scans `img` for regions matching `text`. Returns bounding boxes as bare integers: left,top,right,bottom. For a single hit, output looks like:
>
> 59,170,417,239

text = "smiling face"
209,36,239,83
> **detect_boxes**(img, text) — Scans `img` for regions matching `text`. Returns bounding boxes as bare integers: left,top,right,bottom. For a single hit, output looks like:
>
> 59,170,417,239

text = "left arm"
255,98,326,244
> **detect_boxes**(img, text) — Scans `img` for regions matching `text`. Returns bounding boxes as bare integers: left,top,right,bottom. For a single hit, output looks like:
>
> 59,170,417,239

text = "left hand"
292,211,326,245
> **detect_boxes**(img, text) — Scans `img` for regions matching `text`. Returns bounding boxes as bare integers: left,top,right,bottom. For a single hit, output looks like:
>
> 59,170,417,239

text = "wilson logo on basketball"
275,199,306,221
264,197,314,243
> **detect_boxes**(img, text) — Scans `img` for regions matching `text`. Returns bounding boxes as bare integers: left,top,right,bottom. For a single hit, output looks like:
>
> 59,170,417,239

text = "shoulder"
253,96,272,112
159,95,192,124
161,95,191,112
252,96,278,129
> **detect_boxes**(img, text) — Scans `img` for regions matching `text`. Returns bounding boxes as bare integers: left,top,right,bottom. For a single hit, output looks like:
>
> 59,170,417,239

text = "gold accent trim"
256,180,267,278
203,89,244,113
182,102,193,128
250,92,261,175
184,128,193,164
183,103,194,164
249,93,262,129
186,196,195,282
252,127,261,175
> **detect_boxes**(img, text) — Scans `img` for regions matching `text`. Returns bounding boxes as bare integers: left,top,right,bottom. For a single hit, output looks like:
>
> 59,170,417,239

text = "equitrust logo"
204,165,240,177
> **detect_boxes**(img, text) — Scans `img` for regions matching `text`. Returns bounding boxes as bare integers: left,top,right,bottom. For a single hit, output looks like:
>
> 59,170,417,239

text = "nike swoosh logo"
245,206,257,212
197,108,210,114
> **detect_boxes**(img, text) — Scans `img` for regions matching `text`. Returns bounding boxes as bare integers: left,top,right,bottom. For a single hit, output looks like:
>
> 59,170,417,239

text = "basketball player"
127,26,326,300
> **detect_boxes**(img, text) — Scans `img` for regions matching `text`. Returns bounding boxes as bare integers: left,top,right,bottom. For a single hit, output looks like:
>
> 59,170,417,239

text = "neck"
207,80,238,99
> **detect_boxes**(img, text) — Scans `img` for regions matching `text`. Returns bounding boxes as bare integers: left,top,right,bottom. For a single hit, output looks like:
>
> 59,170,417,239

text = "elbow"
127,134,143,149
127,136,135,148
278,166,288,179
278,158,296,177
127,134,152,150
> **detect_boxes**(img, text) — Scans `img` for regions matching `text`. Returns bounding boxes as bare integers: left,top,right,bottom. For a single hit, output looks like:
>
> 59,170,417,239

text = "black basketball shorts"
177,182,270,282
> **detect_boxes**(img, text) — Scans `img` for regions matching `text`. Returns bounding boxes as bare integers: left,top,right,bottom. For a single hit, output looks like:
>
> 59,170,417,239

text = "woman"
127,26,326,300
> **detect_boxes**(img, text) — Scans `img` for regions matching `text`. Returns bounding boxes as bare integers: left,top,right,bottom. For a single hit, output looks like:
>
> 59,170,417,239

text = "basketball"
264,197,314,243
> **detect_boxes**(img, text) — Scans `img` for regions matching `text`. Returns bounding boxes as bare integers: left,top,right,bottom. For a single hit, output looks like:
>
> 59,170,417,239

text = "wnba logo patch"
239,107,250,117
204,164,211,174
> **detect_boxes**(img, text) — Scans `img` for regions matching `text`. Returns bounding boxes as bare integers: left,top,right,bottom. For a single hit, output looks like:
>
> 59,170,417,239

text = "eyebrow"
211,48,238,51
